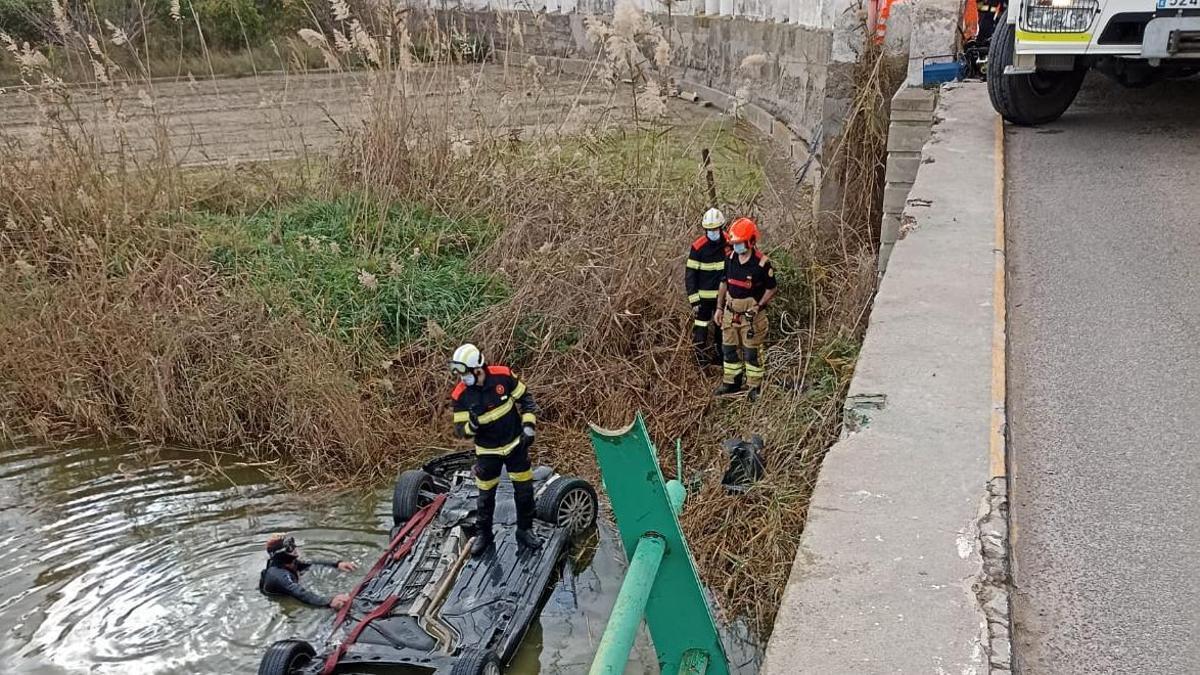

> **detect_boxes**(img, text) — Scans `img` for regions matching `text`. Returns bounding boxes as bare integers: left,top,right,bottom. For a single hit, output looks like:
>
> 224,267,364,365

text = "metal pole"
589,534,668,675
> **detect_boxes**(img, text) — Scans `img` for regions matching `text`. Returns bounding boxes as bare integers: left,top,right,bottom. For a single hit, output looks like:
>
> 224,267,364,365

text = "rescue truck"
988,0,1200,124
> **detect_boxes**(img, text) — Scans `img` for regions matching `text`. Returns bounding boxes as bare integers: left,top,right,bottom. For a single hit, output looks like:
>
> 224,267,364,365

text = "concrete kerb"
494,50,818,185
879,86,938,273
762,83,1013,674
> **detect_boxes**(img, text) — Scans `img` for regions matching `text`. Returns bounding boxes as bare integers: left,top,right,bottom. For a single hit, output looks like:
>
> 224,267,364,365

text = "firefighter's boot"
717,343,744,396
472,486,497,556
714,380,743,396
516,528,541,550
513,480,540,549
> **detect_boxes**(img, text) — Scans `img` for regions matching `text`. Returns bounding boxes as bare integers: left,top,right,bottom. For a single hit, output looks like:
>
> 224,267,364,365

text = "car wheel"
987,11,1086,125
258,639,316,675
450,647,502,675
535,477,598,536
393,469,435,527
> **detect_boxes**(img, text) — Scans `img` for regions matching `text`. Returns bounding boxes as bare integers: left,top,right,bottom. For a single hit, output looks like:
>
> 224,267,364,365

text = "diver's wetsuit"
259,559,340,607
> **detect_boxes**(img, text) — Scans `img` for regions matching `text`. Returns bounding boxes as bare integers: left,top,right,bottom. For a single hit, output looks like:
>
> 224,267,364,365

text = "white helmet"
450,343,484,374
702,207,726,230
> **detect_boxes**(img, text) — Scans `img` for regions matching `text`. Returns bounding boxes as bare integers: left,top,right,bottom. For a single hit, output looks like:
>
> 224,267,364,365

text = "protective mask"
461,374,477,387
732,243,748,255
706,229,721,241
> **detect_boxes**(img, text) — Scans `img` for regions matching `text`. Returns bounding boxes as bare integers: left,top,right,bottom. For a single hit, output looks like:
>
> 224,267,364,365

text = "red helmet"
727,217,758,246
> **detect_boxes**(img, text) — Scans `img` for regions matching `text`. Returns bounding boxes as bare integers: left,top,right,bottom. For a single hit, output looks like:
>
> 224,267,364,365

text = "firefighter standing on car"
449,343,540,556
685,207,729,367
714,217,777,400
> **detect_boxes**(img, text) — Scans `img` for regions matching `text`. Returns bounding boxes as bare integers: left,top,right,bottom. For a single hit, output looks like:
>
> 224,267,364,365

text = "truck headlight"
1023,0,1098,33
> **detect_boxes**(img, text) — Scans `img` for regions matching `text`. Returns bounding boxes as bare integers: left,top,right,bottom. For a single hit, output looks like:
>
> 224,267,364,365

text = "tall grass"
0,1,894,636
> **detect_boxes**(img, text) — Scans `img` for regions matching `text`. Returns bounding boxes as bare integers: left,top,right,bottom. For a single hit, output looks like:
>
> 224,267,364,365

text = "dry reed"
0,4,897,636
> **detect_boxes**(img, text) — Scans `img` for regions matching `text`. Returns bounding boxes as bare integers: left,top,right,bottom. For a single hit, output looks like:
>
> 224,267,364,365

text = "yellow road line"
990,115,1008,480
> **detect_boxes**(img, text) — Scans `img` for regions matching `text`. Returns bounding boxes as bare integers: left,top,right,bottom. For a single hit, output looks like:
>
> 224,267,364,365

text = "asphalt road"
1006,73,1200,674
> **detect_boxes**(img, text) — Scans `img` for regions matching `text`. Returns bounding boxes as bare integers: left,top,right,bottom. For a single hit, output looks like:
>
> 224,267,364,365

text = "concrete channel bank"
763,84,1011,674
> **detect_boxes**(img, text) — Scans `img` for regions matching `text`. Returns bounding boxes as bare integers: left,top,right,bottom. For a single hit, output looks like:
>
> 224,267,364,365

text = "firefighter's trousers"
691,300,723,365
721,296,768,387
473,438,535,534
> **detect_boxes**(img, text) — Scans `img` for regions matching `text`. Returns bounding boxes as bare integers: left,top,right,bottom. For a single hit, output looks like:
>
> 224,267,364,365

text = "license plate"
1159,0,1200,9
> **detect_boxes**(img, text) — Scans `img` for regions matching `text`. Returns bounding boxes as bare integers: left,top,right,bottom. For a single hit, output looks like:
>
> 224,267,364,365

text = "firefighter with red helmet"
713,217,778,400
685,207,729,367
449,343,540,556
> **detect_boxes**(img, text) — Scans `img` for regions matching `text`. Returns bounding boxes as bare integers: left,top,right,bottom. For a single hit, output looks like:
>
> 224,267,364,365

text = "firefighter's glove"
744,306,759,320
522,424,536,438
691,303,701,316
467,409,481,432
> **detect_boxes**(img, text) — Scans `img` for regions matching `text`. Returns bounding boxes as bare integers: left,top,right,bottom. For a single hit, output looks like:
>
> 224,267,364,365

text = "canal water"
0,442,760,674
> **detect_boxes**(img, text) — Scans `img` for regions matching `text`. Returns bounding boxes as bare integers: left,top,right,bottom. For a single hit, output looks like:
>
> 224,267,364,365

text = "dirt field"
0,64,718,166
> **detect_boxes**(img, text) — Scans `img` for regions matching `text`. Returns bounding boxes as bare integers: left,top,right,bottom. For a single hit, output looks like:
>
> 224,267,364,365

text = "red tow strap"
321,494,446,675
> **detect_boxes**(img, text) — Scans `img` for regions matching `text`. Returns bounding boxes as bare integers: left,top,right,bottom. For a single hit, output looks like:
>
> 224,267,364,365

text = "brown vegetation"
0,3,897,635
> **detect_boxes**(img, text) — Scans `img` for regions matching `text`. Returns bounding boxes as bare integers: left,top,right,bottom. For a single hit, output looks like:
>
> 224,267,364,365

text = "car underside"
259,452,599,675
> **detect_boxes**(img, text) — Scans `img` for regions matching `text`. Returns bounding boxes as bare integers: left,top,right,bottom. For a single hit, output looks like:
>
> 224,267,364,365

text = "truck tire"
258,639,315,675
987,11,1086,125
392,469,434,526
535,477,598,536
450,648,501,675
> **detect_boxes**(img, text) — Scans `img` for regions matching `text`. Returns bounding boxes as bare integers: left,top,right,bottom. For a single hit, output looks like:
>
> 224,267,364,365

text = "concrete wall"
417,0,930,212
436,9,834,153
437,0,849,28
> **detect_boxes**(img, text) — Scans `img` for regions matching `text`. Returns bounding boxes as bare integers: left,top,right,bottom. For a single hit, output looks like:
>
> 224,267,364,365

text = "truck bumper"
1141,17,1200,58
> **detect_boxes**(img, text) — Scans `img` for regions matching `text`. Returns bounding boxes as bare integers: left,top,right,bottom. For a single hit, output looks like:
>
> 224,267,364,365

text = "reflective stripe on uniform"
687,293,701,304
509,469,534,482
477,398,513,424
745,364,765,375
697,289,719,299
696,260,724,271
511,381,526,399
686,259,702,270
476,437,521,455
521,412,536,425
693,319,710,328
475,475,501,490
453,411,470,423
722,360,744,385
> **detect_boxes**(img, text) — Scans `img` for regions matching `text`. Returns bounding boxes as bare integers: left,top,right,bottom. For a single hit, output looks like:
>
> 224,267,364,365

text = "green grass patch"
529,121,765,203
198,195,507,345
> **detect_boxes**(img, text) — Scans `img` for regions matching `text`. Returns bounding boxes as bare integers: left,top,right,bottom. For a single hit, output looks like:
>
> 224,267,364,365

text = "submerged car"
258,451,599,675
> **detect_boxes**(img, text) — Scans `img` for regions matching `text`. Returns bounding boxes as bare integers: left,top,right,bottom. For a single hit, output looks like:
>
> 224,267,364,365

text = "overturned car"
259,451,599,675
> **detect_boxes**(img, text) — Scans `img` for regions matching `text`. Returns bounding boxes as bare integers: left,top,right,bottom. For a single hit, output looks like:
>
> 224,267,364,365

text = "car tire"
535,477,598,536
258,639,316,675
987,11,1086,125
393,469,434,527
451,647,502,675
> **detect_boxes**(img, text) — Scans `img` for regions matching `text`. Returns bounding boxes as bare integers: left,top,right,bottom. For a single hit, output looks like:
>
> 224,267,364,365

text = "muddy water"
0,442,682,674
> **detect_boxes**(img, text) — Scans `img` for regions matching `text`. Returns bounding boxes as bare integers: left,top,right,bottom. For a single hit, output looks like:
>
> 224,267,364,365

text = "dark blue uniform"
259,559,340,607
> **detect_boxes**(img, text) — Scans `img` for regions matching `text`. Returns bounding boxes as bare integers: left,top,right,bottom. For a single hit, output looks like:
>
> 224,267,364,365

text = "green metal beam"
588,413,729,675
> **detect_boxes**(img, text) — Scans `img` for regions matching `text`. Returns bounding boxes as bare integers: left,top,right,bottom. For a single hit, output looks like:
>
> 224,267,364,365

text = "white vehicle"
988,0,1200,124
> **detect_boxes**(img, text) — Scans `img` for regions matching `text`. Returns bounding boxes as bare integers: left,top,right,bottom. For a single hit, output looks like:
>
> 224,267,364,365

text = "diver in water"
258,533,357,609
